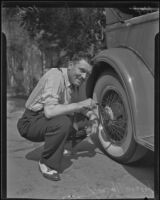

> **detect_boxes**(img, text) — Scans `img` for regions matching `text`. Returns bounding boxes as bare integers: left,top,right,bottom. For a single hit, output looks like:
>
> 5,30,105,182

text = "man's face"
68,59,93,87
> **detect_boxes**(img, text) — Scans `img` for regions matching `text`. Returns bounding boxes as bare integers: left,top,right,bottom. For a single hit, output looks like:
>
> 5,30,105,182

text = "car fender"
92,47,154,145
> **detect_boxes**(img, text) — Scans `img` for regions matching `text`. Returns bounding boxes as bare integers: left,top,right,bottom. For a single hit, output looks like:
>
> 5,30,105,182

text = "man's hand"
86,119,99,136
91,119,99,135
77,98,100,136
85,110,99,136
78,98,97,111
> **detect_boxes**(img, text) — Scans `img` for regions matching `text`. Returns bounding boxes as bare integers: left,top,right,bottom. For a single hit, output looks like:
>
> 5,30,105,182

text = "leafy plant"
17,7,106,58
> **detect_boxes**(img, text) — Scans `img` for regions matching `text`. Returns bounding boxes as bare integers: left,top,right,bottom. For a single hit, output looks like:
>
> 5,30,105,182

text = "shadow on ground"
90,133,154,191
123,150,154,191
24,118,154,191
25,139,97,173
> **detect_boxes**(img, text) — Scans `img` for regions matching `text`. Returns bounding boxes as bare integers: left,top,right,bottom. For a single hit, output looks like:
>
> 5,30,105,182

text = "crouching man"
17,53,99,181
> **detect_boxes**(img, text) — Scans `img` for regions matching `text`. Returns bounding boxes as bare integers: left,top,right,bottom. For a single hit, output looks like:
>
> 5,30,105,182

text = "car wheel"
93,72,147,163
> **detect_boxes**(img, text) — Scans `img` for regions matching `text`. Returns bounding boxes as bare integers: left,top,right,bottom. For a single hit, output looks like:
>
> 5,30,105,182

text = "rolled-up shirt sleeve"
41,72,61,106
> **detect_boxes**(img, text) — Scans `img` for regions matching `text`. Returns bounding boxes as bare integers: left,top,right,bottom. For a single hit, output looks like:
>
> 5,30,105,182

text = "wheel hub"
104,106,114,120
101,90,127,144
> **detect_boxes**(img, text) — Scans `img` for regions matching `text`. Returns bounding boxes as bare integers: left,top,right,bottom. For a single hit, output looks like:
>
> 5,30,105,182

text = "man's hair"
71,52,91,65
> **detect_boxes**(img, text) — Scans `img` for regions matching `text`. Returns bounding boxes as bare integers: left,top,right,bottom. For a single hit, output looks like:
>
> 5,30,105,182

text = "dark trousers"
17,109,88,172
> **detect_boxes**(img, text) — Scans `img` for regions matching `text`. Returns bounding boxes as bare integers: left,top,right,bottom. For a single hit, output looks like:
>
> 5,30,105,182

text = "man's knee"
46,115,73,135
59,115,73,133
17,117,27,138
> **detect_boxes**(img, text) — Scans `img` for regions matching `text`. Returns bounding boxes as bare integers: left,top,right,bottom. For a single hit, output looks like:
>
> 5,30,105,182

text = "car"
79,8,159,164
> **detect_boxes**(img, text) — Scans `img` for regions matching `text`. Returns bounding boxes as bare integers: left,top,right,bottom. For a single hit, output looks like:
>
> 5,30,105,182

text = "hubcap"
101,89,127,145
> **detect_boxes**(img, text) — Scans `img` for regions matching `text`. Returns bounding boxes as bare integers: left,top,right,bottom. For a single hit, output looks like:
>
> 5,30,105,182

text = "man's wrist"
89,113,99,121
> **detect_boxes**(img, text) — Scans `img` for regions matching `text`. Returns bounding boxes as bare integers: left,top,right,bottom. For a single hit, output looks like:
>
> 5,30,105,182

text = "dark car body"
78,9,159,154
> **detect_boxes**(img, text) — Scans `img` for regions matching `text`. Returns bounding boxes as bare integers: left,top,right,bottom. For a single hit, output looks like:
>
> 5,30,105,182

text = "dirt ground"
6,95,154,199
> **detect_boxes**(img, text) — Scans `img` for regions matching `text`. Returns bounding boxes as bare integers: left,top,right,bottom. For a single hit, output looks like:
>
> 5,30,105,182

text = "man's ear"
68,61,73,69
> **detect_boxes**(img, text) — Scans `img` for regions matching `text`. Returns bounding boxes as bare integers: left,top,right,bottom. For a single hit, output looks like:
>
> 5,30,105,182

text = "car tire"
93,72,147,163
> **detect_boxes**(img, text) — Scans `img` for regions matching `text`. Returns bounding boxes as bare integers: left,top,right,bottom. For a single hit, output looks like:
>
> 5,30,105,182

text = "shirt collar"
61,68,71,88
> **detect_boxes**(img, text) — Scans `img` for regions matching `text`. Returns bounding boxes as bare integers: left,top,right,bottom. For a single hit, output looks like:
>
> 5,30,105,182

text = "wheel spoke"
111,125,124,140
101,89,127,144
103,94,110,106
113,119,127,128
110,92,118,105
108,92,114,106
112,120,126,131
109,126,117,140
